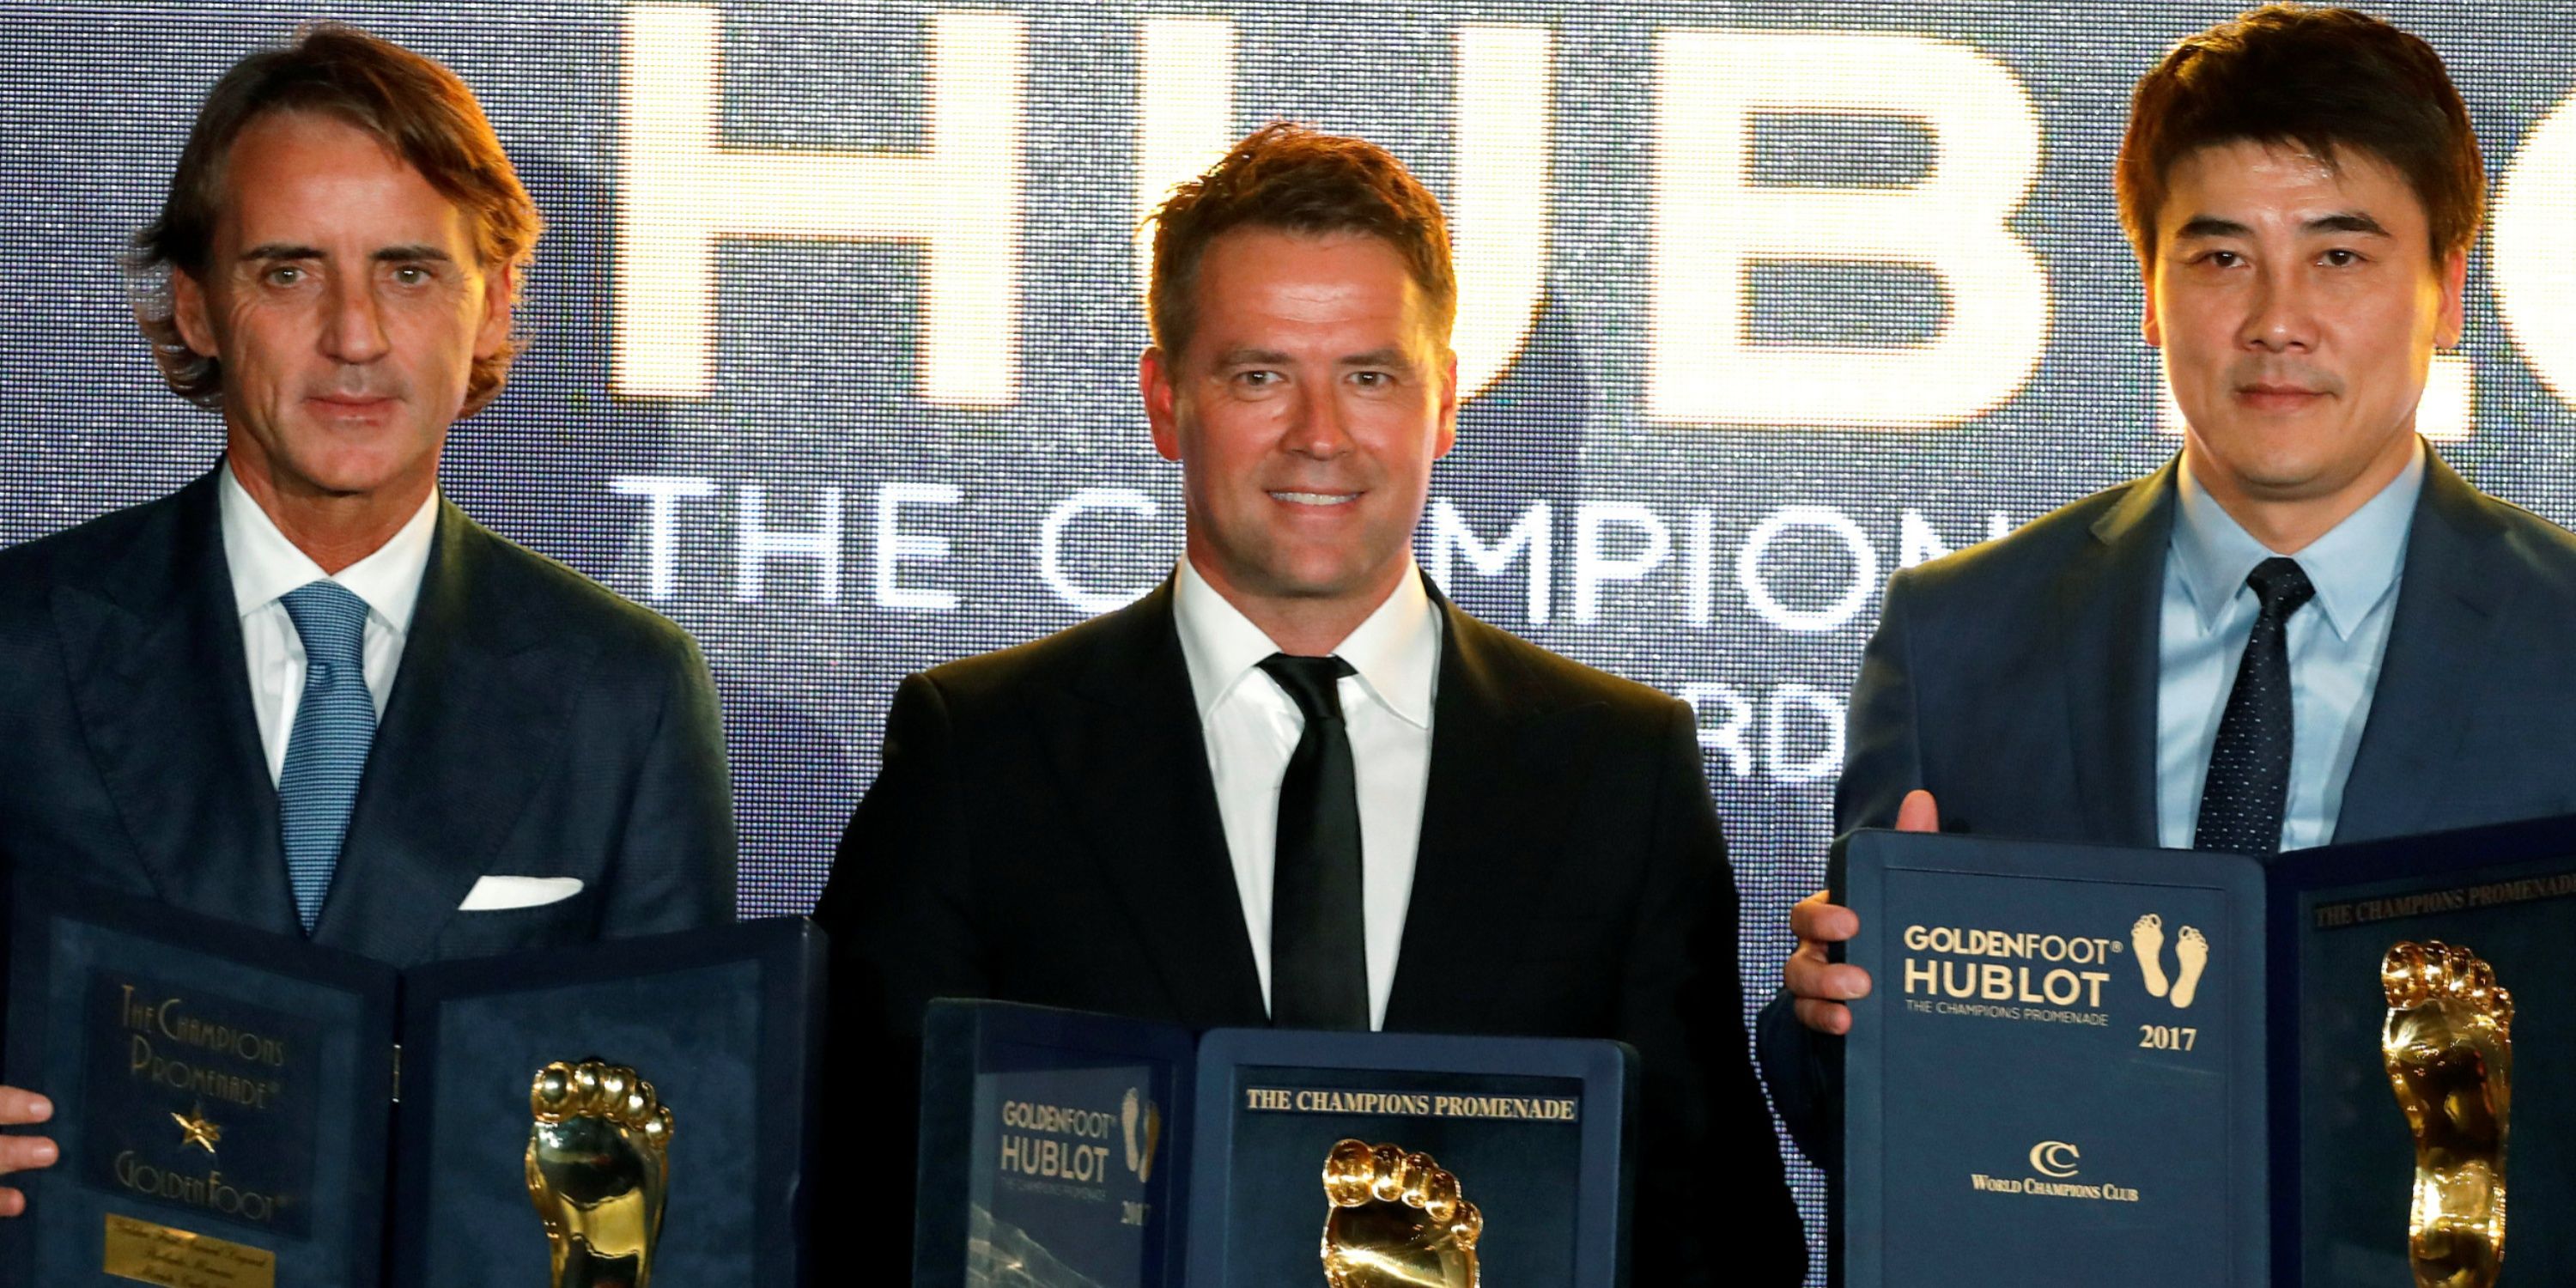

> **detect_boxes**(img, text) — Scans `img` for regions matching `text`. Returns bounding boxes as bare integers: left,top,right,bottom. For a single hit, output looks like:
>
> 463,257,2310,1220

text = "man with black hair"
1765,3,2576,1159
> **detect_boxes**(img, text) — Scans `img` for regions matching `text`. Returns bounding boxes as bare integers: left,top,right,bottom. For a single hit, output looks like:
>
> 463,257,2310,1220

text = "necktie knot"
1259,653,1357,724
281,580,371,669
2245,556,2316,621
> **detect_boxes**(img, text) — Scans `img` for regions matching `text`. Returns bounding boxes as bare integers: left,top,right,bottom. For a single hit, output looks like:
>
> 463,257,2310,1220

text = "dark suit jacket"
1761,449,2576,1158
0,469,737,1063
815,580,1807,1285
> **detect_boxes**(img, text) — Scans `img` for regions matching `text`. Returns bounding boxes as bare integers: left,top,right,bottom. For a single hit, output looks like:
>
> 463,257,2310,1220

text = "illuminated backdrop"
9,3,2576,1268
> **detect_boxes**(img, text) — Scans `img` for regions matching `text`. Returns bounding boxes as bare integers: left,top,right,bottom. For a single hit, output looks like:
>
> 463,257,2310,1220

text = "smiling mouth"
1270,491,1358,507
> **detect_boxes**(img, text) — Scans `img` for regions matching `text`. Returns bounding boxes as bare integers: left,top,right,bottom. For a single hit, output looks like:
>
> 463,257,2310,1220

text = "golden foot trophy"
527,1060,676,1288
2383,942,2512,1288
1320,1139,1483,1288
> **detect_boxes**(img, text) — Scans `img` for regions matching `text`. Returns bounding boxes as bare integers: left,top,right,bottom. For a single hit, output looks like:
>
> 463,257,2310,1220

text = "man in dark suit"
817,123,1805,1283
0,26,734,1213
1764,4,2576,1158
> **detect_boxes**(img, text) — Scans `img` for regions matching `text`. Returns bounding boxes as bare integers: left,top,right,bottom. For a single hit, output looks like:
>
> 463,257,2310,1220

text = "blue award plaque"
913,1001,1197,1288
913,1000,1634,1288
4,870,398,1288
1840,815,2576,1288
2271,813,2576,1288
3,871,826,1288
1832,830,2270,1288
386,918,825,1288
1188,1028,1634,1288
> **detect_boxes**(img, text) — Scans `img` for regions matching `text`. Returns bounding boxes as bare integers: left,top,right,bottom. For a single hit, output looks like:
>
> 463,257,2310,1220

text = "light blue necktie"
277,581,377,933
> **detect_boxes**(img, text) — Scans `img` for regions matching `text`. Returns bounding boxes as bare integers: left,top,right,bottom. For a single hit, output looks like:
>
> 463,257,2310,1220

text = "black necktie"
2193,556,2318,855
1258,653,1370,1030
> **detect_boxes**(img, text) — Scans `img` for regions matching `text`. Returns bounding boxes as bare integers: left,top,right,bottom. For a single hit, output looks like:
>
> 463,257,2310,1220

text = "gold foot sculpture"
2382,942,2512,1288
526,1060,675,1288
1320,1139,1482,1288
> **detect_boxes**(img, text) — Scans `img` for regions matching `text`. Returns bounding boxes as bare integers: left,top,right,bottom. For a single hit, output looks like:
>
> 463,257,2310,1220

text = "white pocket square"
458,876,586,912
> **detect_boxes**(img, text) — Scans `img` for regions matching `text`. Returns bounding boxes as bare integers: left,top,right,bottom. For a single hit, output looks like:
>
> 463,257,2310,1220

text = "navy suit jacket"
815,580,1807,1285
0,469,737,1067
1762,449,2576,1159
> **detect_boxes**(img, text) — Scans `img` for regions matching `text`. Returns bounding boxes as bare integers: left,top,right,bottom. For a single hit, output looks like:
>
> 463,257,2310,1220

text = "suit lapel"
2059,464,2174,848
309,502,580,963
52,471,296,931
1382,600,1603,1032
2334,453,2506,841
1055,584,1269,1025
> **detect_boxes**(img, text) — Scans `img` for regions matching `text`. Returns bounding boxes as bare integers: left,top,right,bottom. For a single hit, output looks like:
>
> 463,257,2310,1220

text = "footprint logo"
2131,915,2212,1010
1121,1086,1162,1183
2132,915,2169,998
1321,1139,1481,1288
2170,927,2210,1010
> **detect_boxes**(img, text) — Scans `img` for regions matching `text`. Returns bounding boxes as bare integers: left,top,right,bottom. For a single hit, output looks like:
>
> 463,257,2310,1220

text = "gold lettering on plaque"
1319,1139,1482,1288
100,1212,276,1288
526,1060,673,1288
2383,940,2513,1288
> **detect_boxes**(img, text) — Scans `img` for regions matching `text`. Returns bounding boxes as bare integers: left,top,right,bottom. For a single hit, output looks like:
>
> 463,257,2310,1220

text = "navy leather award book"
914,999,1635,1288
3,871,825,1288
1836,816,2576,1288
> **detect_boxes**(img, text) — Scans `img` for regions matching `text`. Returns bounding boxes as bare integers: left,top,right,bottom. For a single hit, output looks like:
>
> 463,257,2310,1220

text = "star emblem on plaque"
169,1103,222,1156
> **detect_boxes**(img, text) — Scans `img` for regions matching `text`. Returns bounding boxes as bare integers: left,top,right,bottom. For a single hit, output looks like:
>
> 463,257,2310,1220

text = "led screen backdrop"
9,3,2576,1269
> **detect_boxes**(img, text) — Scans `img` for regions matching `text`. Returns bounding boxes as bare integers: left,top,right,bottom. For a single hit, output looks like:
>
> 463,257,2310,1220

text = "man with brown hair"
1766,3,2576,1161
819,121,1805,1281
0,25,734,1214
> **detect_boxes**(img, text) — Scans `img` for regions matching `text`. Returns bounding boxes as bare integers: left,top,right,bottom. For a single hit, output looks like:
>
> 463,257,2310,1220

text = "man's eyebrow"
1214,346,1294,366
2306,212,2391,238
2172,216,2252,241
235,243,459,263
1337,347,1413,368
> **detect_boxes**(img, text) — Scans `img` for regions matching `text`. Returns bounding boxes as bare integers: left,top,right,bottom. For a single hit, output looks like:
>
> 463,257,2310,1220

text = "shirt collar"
1172,558,1442,730
2171,437,2424,641
219,459,440,633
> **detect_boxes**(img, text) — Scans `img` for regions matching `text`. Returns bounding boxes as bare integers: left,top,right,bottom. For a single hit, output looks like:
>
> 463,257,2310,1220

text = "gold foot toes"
2381,942,2512,1288
526,1060,677,1288
1320,1139,1481,1288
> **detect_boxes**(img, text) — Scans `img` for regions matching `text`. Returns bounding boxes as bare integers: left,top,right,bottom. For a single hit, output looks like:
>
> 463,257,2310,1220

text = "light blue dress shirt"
2155,440,2427,852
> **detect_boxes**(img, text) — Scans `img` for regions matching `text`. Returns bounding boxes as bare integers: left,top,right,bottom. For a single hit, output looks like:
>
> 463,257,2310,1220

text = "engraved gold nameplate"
100,1212,277,1288
526,1060,674,1288
2383,940,2512,1288
1320,1139,1482,1288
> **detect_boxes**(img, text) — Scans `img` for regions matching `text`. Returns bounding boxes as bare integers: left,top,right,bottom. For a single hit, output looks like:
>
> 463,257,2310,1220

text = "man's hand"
0,1085,58,1217
1786,790,1940,1035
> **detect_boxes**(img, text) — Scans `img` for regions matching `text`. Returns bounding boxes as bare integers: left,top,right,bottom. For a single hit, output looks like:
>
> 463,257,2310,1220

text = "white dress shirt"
2154,440,2423,851
1172,558,1442,1031
219,462,438,785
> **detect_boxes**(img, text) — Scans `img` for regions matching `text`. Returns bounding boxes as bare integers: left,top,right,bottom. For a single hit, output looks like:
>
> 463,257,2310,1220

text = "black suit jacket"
1761,449,2576,1157
0,469,736,1045
815,580,1806,1285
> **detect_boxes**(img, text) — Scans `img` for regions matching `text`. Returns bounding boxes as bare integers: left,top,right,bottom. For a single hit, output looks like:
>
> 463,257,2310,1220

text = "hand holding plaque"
1319,1139,1482,1288
526,1060,674,1288
0,1085,57,1218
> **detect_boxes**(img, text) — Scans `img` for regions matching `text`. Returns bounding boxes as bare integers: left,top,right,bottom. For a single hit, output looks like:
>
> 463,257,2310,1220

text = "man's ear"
2436,248,2468,349
170,268,221,359
1142,346,1183,463
1433,349,1459,460
475,261,516,359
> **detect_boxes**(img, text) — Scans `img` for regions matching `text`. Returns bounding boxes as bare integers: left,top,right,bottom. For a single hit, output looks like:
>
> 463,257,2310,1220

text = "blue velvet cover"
1837,816,2576,1287
911,999,1634,1288
4,869,398,1287
3,872,824,1288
